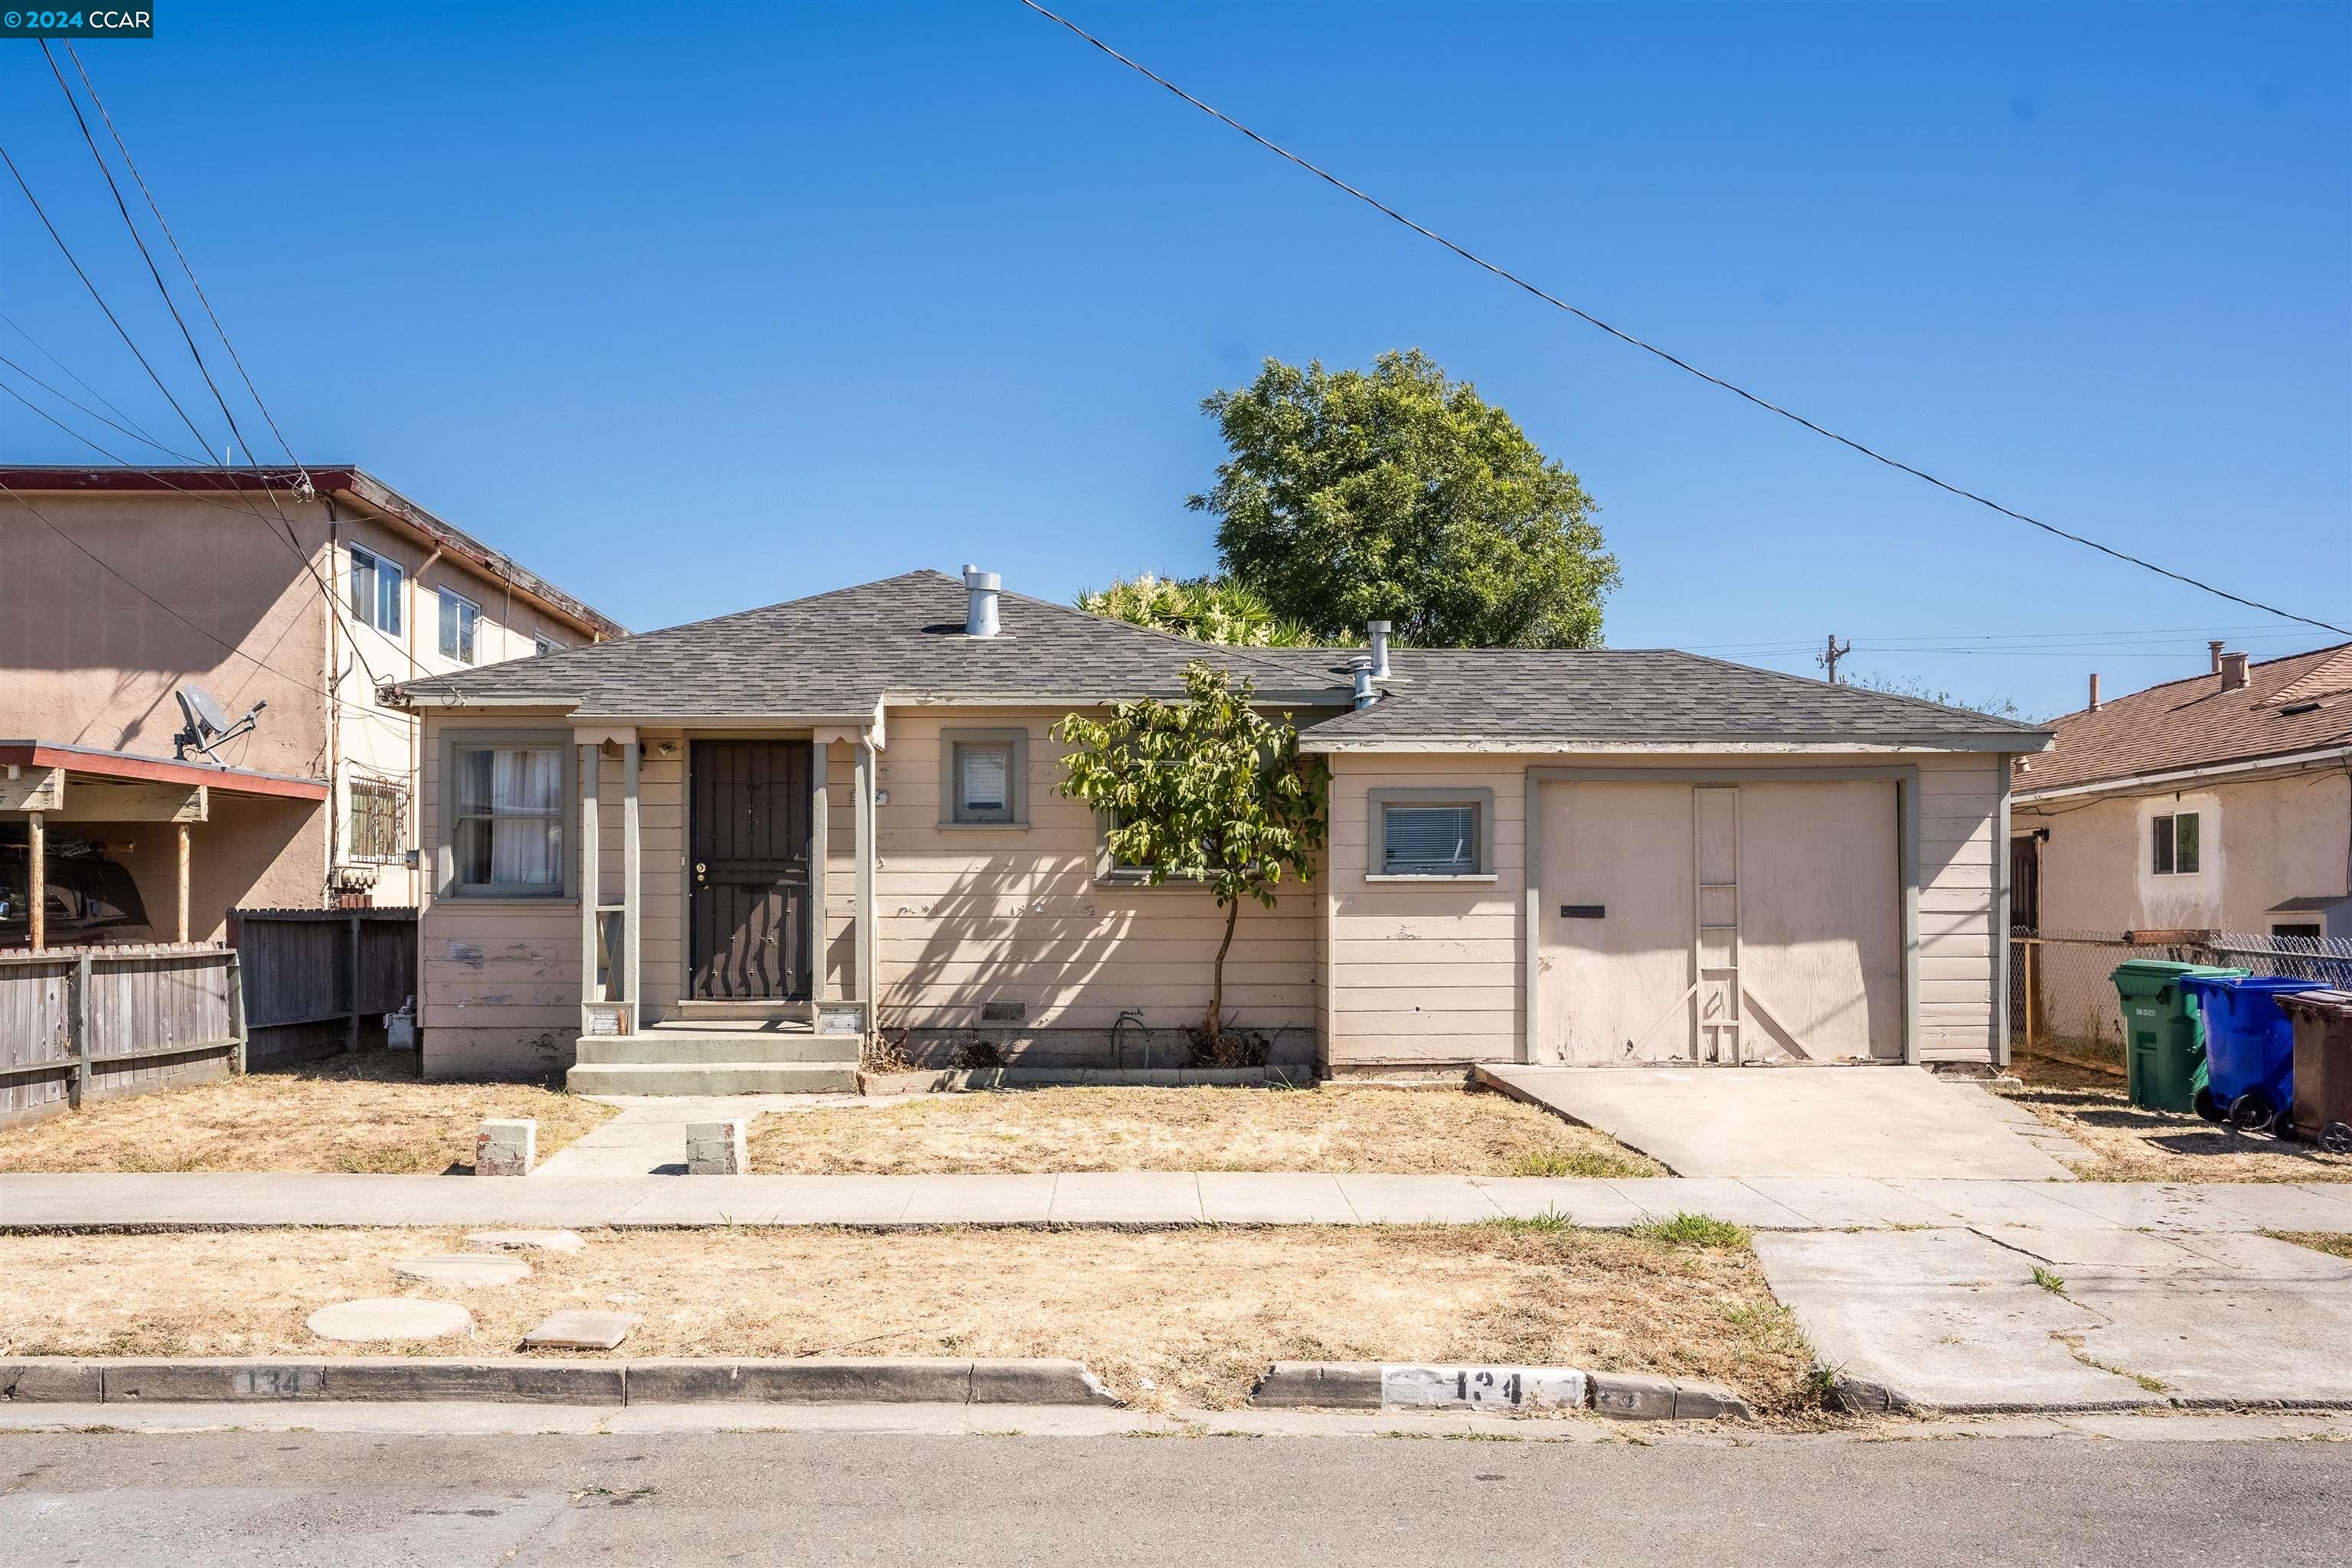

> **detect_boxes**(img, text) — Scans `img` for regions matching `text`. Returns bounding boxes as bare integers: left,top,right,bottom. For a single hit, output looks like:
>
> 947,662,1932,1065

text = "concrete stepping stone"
466,1230,587,1254
521,1308,640,1351
391,1254,532,1286
307,1298,474,1342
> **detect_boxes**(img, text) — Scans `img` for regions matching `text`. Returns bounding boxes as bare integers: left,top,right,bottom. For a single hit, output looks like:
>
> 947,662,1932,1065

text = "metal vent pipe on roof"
1367,620,1392,681
1351,658,1377,710
962,565,1001,638
2209,639,2226,675
2219,651,2249,692
2088,673,2102,712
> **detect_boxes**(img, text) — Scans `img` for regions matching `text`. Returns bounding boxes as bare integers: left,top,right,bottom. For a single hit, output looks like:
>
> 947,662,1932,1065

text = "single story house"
385,569,2050,1086
2011,641,2352,939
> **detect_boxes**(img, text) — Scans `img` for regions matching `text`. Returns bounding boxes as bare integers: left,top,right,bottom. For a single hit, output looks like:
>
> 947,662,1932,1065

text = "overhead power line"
1013,0,2351,639
2,309,188,460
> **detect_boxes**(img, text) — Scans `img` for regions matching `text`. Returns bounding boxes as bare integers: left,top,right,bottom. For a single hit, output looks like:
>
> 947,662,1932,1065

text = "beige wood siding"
1327,755,1526,1067
865,707,1316,1037
415,710,584,1079
1916,753,2004,1063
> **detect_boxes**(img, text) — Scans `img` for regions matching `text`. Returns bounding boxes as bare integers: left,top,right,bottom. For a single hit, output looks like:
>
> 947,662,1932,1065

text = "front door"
689,740,812,999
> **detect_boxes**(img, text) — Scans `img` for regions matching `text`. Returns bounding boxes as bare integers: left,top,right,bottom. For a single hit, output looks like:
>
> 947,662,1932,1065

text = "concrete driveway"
1478,1063,2084,1180
1755,1227,2352,1412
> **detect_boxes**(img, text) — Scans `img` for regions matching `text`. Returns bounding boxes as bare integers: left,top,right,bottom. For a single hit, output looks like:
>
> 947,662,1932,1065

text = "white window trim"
439,585,482,665
433,729,577,900
939,727,1029,828
349,545,403,636
1367,787,1496,880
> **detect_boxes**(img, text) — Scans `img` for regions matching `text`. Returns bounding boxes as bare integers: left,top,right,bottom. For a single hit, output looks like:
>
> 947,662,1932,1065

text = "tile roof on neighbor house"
387,568,2051,747
2014,642,2352,797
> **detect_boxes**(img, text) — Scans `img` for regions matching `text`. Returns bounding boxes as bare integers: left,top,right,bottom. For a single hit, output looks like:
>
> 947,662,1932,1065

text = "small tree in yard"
1054,663,1328,1062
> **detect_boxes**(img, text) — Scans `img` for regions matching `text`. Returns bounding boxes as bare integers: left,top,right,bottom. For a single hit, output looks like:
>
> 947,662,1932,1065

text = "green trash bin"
2111,959,2245,1113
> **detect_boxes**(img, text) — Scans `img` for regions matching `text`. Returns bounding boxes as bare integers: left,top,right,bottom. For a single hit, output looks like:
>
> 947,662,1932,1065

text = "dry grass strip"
2272,1231,2352,1261
0,1222,1814,1416
0,1051,614,1174
1997,1054,2350,1184
747,1085,1663,1178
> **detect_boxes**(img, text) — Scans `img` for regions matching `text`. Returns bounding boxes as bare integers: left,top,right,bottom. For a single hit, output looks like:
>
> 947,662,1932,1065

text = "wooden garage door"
1536,778,1900,1063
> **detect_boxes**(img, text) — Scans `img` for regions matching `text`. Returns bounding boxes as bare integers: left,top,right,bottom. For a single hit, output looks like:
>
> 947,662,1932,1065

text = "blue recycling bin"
2178,975,2321,1134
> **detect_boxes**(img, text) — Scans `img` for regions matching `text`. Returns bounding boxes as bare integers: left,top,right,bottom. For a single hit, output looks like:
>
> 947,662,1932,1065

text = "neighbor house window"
449,743,565,894
348,779,406,864
438,586,480,664
348,547,402,636
2152,812,2200,875
1369,789,1493,877
939,729,1028,826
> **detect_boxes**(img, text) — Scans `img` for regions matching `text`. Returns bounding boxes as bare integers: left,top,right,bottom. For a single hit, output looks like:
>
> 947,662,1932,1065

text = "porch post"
578,742,600,1031
622,739,642,1031
27,811,44,952
808,739,829,1003
175,822,191,943
854,738,876,1015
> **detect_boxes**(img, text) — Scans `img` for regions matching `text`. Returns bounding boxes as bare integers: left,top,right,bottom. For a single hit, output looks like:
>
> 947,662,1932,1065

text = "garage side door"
1535,780,1693,1063
1736,779,1903,1061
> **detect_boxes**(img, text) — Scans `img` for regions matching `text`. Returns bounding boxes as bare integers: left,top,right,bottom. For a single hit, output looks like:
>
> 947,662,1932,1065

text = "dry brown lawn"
0,1051,614,1174
746,1085,1664,1178
1998,1054,2351,1184
2273,1231,2352,1261
0,1222,1815,1416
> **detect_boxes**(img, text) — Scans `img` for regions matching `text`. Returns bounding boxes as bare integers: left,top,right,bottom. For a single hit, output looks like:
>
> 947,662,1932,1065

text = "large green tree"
1053,663,1327,1057
1192,349,1617,648
1074,572,1318,648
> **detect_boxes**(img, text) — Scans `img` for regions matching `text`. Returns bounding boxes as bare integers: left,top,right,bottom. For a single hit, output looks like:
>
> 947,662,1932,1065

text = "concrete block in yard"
1589,1371,1679,1420
1382,1364,1589,1412
1249,1362,1383,1410
1671,1380,1754,1422
475,1118,536,1177
305,1298,475,1343
522,1310,640,1351
0,1359,106,1403
685,1119,748,1175
968,1358,1122,1406
624,1357,975,1405
320,1359,622,1404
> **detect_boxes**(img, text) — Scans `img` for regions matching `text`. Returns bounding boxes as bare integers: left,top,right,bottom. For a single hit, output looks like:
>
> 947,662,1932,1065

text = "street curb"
1250,1362,1754,1422
0,1357,1120,1408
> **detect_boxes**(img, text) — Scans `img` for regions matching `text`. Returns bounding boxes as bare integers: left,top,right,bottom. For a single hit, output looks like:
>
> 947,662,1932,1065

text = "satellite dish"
173,683,267,762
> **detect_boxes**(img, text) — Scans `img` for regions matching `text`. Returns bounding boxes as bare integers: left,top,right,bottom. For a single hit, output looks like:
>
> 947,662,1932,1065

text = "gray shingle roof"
389,570,1341,718
388,569,2049,748
1299,649,2050,747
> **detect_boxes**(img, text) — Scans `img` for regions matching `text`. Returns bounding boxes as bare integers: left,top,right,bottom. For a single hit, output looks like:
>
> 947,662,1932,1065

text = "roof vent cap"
1351,657,1377,710
2219,650,2249,692
1367,620,1392,681
963,565,1001,638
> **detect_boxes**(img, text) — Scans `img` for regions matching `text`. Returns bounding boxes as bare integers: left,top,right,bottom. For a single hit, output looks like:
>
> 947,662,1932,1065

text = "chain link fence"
2011,930,2352,1067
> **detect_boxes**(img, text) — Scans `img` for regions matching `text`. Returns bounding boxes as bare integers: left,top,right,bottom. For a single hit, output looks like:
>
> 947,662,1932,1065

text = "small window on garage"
1096,812,1205,886
939,729,1027,826
1369,789,1493,878
2152,812,2200,875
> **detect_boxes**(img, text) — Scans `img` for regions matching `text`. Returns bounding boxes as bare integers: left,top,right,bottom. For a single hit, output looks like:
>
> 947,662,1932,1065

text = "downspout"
407,542,444,907
324,498,341,908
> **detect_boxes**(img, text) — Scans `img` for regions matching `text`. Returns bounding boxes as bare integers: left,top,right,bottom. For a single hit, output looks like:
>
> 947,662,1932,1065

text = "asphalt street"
3,1427,2347,1566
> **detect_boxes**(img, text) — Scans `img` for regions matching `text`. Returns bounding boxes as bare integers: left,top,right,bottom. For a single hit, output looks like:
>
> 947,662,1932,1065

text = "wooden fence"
0,943,246,1129
228,907,418,1068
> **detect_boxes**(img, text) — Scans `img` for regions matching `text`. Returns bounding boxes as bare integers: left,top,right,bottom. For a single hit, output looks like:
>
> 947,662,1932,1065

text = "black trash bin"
2279,988,2352,1155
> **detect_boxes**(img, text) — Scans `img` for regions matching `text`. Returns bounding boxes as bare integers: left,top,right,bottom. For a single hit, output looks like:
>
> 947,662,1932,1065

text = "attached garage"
1531,771,1909,1065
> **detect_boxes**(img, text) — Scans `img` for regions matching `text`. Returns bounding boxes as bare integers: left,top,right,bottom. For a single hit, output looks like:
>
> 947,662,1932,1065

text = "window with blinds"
955,743,1013,822
1382,802,1481,875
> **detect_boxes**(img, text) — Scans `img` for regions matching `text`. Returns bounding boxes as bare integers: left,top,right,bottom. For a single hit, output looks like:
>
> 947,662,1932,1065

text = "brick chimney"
2219,651,2249,692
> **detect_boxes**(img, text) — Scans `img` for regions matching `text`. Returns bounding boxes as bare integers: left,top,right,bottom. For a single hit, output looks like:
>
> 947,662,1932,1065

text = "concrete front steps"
567,1018,860,1096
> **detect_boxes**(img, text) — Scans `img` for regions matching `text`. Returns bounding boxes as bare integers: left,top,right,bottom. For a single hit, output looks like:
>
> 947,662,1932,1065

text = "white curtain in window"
1384,804,1477,874
457,746,561,886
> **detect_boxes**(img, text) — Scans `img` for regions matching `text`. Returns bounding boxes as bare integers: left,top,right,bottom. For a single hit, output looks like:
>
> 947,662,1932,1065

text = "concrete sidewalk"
3,1171,2347,1232
1757,1227,2352,1412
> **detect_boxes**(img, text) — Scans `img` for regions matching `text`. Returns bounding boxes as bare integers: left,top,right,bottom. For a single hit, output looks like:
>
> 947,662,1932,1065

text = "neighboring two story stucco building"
2,466,621,945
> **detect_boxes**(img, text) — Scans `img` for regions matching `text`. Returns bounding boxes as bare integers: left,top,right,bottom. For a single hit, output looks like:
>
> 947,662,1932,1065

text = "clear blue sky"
5,1,2347,720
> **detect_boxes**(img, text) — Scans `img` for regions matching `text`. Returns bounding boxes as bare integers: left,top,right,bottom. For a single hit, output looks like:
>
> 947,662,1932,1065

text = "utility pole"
1818,633,1851,684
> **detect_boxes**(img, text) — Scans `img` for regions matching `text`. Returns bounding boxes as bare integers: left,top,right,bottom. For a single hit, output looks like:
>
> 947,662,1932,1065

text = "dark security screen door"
690,740,812,999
